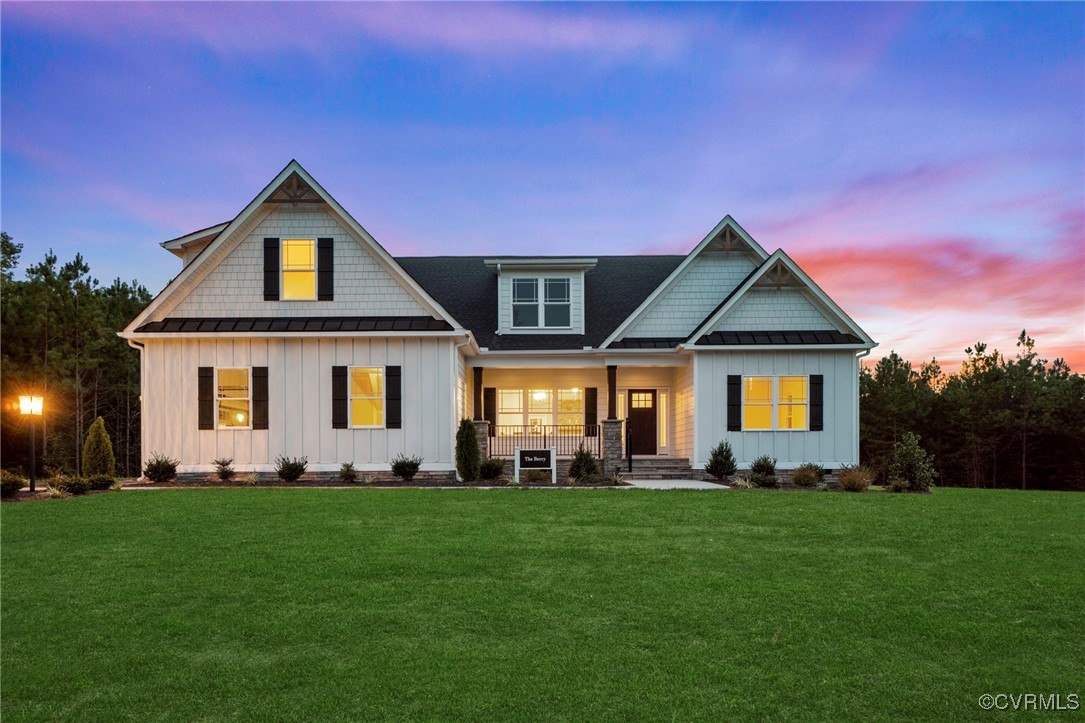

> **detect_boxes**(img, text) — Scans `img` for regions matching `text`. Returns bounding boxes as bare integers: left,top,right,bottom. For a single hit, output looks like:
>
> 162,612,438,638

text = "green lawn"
2,488,1082,721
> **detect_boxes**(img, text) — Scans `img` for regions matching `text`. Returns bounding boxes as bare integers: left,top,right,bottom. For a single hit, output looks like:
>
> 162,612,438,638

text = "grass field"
2,488,1082,721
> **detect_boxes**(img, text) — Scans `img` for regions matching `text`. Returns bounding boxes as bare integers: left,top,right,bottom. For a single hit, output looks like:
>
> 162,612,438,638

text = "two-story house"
121,161,876,480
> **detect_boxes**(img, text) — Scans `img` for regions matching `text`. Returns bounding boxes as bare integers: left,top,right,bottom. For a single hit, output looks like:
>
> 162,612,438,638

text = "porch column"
473,367,484,420
602,419,624,476
607,365,617,419
471,419,490,462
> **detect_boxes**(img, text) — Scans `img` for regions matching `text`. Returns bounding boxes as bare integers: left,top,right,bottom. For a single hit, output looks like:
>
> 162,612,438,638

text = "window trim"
215,367,252,430
349,366,386,429
281,238,317,301
741,375,809,432
510,275,573,330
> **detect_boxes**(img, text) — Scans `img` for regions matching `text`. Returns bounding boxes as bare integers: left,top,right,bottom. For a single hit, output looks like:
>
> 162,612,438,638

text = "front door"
628,389,657,455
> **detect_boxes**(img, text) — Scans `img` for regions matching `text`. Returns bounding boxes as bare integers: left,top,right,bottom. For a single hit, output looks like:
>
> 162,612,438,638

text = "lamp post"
19,395,43,492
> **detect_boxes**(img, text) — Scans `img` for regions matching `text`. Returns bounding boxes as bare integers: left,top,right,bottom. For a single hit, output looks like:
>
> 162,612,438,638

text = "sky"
2,2,1082,370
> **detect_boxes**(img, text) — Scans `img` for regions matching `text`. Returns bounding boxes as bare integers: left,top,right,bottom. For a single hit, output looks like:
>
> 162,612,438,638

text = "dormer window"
512,277,571,328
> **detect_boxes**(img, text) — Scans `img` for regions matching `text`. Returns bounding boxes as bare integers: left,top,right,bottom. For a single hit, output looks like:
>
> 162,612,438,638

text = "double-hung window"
217,368,250,428
511,277,571,328
743,376,808,431
282,238,316,300
350,367,385,428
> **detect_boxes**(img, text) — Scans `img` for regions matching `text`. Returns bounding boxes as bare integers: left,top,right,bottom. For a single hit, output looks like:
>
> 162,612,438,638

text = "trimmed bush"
567,443,599,481
523,470,552,484
213,458,236,482
751,455,777,477
339,462,358,484
83,474,115,491
576,473,612,485
479,457,505,481
705,440,737,480
889,432,938,491
455,419,480,482
275,456,308,482
791,463,824,488
751,472,779,489
82,416,116,477
53,475,89,495
143,453,179,483
1,470,27,497
391,454,422,481
839,465,871,492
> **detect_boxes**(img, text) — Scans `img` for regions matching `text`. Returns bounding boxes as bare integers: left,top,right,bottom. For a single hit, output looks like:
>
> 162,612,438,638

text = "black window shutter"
332,366,348,429
385,366,402,429
727,375,742,432
483,388,496,437
810,374,824,431
198,367,214,430
317,237,334,301
263,238,280,301
584,387,598,436
252,367,269,430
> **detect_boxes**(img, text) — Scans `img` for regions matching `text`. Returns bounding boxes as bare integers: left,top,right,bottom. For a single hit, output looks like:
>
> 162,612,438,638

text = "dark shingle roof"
135,316,453,333
696,330,863,345
396,256,683,351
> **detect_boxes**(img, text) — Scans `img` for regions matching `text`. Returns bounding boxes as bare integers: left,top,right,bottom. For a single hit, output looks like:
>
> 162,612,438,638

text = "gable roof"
397,255,683,351
122,160,464,336
599,216,770,348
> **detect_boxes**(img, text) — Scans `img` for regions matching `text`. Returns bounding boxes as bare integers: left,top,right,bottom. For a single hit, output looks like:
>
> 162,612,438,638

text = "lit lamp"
19,395,43,493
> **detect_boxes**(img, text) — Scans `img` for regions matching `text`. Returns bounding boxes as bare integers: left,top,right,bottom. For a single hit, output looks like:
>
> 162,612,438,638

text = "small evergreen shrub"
213,458,236,482
888,432,938,491
791,463,824,488
705,440,737,480
839,465,871,492
143,453,179,483
751,455,777,477
391,454,422,481
455,419,480,482
479,457,505,481
751,472,778,489
339,462,358,484
275,456,308,482
83,474,115,491
81,416,116,477
567,443,599,480
1,470,26,497
53,475,89,495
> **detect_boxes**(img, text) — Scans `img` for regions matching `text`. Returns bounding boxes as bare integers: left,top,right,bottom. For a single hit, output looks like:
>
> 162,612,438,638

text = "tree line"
1,233,150,477
2,231,1082,488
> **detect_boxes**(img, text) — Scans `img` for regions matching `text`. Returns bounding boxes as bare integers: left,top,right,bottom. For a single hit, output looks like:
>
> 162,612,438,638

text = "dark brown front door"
628,389,657,455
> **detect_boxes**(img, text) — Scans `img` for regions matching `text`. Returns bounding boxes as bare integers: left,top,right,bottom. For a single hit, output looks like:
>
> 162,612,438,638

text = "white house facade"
120,161,876,479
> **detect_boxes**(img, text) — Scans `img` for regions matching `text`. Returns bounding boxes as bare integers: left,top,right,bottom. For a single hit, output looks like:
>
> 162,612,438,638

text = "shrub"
143,453,179,483
53,475,89,495
705,440,737,480
567,443,599,480
83,474,115,491
751,455,777,477
110,479,125,491
791,463,824,488
81,416,116,477
751,472,778,489
731,475,753,489
479,457,505,481
523,470,552,484
242,472,260,486
1,470,26,497
887,477,909,493
888,432,938,491
576,473,610,485
360,474,375,486
390,454,422,481
275,456,308,482
213,458,236,482
339,462,358,484
455,419,480,482
839,465,871,492
42,485,70,499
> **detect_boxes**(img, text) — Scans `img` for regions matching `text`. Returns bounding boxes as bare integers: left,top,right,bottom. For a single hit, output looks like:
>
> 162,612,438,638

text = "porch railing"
490,425,601,458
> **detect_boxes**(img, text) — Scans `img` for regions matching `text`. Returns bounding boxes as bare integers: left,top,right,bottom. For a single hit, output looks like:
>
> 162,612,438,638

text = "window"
743,376,808,431
282,238,316,300
217,368,250,428
511,277,571,328
557,388,583,429
631,392,653,409
496,388,584,432
528,389,553,431
497,389,524,429
659,392,668,447
350,367,384,427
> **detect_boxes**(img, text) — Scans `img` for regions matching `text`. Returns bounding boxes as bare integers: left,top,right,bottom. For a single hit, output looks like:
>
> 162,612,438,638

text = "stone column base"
601,419,624,476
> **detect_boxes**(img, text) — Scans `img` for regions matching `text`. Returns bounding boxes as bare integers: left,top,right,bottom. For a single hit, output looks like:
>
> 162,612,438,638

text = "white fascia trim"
119,330,466,341
599,216,770,349
484,258,597,270
680,343,876,352
161,222,230,250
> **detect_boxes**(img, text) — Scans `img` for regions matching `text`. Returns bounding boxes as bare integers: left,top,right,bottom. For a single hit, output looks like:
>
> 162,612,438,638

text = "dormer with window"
485,258,596,335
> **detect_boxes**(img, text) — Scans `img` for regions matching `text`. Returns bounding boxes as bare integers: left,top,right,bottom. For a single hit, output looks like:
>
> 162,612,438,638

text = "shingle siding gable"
709,287,838,333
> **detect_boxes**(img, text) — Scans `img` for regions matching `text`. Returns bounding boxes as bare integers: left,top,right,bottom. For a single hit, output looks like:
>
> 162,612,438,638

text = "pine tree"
705,440,737,480
455,418,480,482
82,416,115,477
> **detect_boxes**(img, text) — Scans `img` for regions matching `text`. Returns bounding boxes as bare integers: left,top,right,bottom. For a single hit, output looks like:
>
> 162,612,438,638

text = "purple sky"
2,2,1082,369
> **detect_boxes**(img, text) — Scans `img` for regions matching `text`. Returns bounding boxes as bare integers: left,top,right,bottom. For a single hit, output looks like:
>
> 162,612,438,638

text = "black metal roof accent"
134,316,454,334
607,337,686,349
695,330,863,345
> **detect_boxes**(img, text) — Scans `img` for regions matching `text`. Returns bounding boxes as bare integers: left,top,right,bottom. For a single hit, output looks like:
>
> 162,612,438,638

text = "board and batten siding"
622,250,756,338
141,337,456,472
693,350,859,469
167,205,427,318
710,287,837,332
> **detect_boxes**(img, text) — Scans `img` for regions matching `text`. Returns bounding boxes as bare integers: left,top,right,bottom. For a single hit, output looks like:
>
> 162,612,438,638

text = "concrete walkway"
623,479,730,490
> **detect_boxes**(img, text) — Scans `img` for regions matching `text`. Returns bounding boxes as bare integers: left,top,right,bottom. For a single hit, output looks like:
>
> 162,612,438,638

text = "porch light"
19,395,43,416
532,391,547,402
19,394,44,493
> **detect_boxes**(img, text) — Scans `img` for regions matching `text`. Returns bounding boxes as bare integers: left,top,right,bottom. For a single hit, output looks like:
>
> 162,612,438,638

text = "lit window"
497,390,524,432
350,367,384,427
743,376,808,431
617,392,626,420
217,368,250,428
557,388,583,431
631,392,653,409
495,388,584,432
528,389,553,431
511,277,571,328
777,376,808,430
282,239,316,300
659,392,668,447
743,377,773,430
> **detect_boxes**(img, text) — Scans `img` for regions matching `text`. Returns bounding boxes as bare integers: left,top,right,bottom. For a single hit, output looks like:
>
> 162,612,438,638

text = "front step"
621,457,700,480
